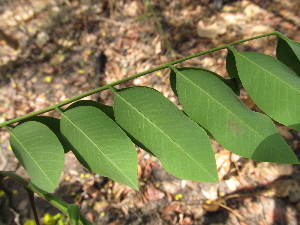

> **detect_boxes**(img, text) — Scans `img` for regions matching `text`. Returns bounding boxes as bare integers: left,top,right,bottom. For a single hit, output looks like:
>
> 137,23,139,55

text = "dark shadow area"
0,176,60,225
202,210,229,225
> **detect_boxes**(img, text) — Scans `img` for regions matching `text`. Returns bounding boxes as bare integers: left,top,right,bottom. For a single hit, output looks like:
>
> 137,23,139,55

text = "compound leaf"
9,121,65,192
276,34,300,75
113,86,218,183
231,49,300,131
171,67,298,163
60,104,138,190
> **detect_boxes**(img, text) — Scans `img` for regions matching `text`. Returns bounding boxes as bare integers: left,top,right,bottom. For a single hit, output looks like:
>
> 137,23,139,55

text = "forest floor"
0,0,300,224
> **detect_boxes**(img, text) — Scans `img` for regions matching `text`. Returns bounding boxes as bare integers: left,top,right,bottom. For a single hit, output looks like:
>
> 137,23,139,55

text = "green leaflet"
59,104,138,190
226,49,242,94
171,67,298,163
68,100,156,156
66,100,114,119
9,121,65,192
23,116,72,153
171,65,240,96
113,86,218,183
231,49,300,131
64,101,114,169
226,48,239,79
276,34,300,75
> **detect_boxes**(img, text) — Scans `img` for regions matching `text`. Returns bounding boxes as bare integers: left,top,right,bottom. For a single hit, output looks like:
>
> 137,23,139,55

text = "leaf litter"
0,0,300,224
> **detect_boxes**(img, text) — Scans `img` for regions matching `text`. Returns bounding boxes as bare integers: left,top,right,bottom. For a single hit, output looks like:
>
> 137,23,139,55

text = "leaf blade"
171,67,298,163
9,121,65,192
60,104,138,190
113,86,218,183
276,35,300,75
232,50,300,131
23,116,72,153
66,100,114,119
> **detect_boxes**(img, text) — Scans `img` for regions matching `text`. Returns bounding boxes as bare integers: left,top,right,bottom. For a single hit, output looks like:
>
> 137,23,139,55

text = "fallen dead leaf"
145,185,165,201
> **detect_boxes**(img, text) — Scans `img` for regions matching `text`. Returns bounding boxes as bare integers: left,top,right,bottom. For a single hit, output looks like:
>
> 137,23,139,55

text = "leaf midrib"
61,112,137,188
116,91,216,181
10,130,55,189
237,52,300,94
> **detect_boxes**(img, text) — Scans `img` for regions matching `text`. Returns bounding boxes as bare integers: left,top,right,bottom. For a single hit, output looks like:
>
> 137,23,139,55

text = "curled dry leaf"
202,199,223,212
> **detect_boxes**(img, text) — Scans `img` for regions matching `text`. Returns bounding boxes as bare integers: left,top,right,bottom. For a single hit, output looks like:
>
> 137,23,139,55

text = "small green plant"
0,31,300,224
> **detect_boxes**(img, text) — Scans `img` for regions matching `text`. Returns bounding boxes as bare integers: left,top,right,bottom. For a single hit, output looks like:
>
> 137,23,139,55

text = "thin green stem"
108,85,118,92
168,65,176,70
0,31,278,128
226,44,236,52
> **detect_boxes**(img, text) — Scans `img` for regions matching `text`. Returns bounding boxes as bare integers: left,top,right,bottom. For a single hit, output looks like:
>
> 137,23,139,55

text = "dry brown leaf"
215,150,231,180
202,199,223,212
145,186,165,201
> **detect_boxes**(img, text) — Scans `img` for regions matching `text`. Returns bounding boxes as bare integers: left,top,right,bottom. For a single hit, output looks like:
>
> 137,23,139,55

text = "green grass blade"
60,104,138,190
113,86,218,183
171,67,298,163
9,121,65,192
